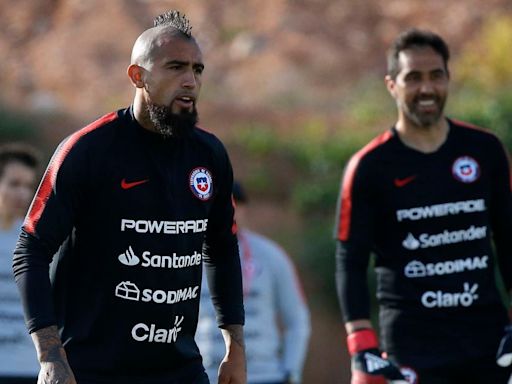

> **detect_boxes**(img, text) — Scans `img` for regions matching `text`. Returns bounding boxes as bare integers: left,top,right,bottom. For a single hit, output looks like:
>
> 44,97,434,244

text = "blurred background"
2,0,512,382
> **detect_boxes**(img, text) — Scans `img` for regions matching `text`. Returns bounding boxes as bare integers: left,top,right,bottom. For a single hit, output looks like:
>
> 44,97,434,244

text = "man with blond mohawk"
13,10,245,384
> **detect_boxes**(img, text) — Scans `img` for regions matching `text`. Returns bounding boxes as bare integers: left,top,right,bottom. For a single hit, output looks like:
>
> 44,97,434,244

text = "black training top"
335,119,512,366
13,107,244,383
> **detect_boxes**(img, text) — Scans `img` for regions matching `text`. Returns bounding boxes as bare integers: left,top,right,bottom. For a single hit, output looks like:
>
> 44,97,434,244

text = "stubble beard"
146,102,198,139
403,94,446,128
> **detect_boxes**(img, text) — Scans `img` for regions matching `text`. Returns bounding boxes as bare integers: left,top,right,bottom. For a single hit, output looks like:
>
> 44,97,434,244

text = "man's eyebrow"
164,60,189,66
163,60,204,69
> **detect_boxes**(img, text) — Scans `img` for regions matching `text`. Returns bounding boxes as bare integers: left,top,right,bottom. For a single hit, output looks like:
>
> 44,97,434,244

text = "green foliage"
0,107,37,142
450,14,512,149
455,14,512,91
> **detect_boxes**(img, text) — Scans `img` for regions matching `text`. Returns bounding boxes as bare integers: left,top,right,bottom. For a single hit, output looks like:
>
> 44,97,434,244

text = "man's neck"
133,96,156,133
395,117,449,153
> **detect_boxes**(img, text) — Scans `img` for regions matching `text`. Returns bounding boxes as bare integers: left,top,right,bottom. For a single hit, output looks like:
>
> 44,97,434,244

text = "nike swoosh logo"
394,175,417,187
121,178,149,190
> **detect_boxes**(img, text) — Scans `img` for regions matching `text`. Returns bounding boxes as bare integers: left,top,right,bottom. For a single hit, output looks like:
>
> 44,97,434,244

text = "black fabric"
12,107,244,383
0,378,37,384
389,353,511,384
335,119,512,368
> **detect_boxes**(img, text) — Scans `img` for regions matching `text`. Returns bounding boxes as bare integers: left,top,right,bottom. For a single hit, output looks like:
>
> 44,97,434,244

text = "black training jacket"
335,119,512,367
13,107,244,383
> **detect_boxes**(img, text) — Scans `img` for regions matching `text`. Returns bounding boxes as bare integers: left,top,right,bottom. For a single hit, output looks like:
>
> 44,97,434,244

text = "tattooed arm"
31,326,77,384
218,324,246,384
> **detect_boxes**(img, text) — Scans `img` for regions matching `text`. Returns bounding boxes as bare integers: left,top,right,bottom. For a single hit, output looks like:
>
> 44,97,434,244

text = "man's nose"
419,80,435,94
182,69,197,89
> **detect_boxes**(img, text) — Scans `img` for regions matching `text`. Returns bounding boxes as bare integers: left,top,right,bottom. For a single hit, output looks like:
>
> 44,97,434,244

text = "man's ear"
384,75,396,98
127,64,145,88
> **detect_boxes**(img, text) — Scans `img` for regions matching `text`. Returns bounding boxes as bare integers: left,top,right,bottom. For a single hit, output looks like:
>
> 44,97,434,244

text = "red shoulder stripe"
24,112,118,234
337,130,393,241
450,118,494,135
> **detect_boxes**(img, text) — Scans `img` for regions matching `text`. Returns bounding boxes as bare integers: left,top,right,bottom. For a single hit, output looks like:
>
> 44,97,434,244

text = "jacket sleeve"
334,154,375,322
202,143,244,327
13,138,88,333
489,137,512,292
271,244,310,382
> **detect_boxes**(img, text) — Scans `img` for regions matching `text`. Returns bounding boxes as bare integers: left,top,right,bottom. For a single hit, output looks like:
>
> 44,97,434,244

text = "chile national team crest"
452,156,480,183
189,167,213,200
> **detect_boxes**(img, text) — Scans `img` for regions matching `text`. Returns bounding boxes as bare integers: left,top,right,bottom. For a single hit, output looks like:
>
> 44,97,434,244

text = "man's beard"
403,94,446,128
146,103,198,139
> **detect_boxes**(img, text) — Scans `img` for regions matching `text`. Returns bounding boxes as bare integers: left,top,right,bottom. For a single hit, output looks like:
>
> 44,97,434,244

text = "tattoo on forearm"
33,326,75,383
33,326,64,362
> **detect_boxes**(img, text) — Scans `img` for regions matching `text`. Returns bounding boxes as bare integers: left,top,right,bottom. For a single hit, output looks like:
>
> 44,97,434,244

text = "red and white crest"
452,156,480,183
189,167,213,200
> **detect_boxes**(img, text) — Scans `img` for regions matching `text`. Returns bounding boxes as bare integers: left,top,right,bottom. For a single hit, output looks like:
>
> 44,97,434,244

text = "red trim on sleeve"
24,112,118,235
337,130,393,241
231,195,238,234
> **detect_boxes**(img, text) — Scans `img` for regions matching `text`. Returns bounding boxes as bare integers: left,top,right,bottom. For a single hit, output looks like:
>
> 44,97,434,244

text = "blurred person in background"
12,10,245,384
197,181,311,384
334,28,512,384
0,143,40,384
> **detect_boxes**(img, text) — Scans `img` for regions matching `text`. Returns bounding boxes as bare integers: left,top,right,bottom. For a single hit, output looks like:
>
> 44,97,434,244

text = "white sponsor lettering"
118,246,202,269
404,256,489,278
141,250,202,269
364,352,390,373
396,199,486,222
141,286,199,304
402,226,487,250
132,316,184,343
115,281,199,305
120,219,208,234
421,283,479,308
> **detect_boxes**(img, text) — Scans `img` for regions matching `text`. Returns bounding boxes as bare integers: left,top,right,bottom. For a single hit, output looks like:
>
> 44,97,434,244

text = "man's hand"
38,361,77,384
31,326,77,384
497,324,512,367
347,328,408,384
218,324,246,384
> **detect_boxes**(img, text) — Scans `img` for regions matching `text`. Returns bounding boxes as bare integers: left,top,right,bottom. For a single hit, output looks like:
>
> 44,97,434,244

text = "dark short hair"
153,10,193,38
387,28,450,79
232,181,248,204
0,143,40,179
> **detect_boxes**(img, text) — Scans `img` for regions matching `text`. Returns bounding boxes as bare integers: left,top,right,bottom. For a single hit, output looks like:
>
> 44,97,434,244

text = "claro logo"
121,219,208,234
402,226,487,250
132,315,184,344
421,283,479,308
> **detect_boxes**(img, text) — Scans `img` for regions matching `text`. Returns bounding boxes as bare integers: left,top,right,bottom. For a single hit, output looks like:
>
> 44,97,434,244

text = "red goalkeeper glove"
347,329,408,384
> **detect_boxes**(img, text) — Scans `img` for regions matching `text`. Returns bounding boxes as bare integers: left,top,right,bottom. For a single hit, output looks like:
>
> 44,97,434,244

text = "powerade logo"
402,226,487,250
404,256,489,278
120,219,208,234
421,282,479,308
396,199,485,222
